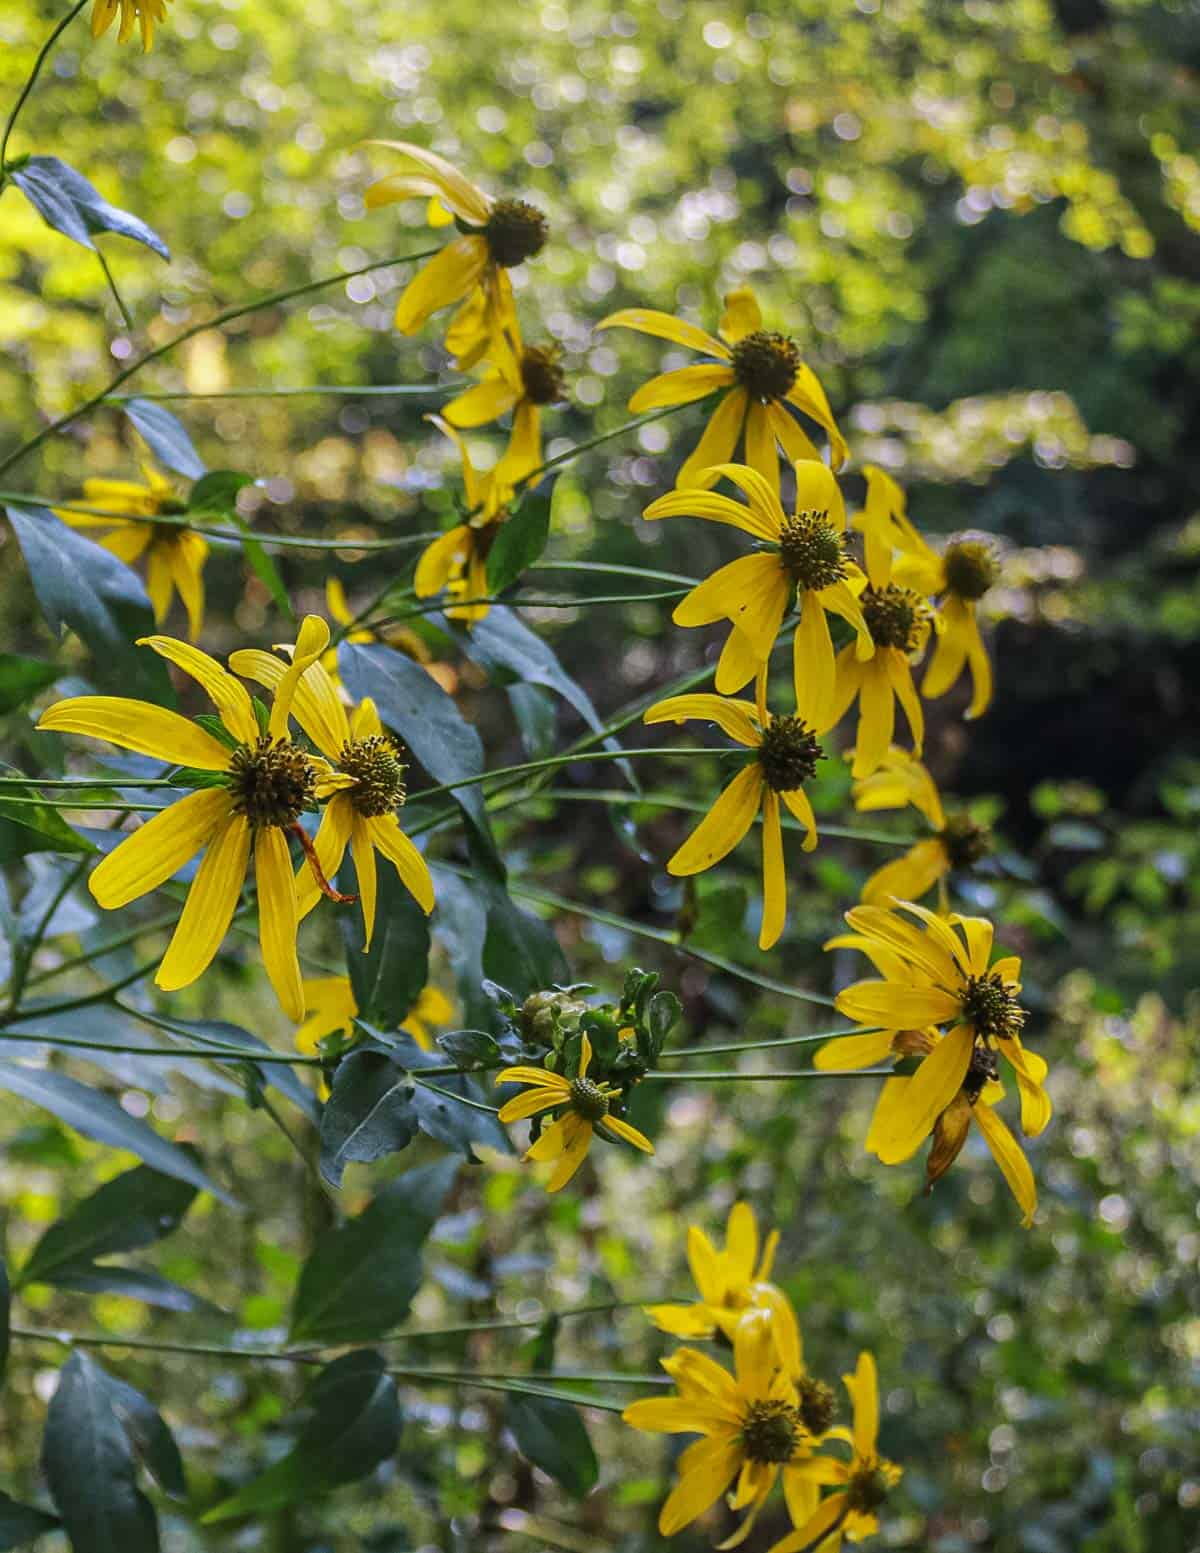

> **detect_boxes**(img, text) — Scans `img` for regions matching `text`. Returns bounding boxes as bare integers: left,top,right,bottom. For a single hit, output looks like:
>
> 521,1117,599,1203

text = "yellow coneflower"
36,618,334,1019
91,0,168,49
645,1200,783,1341
58,466,208,641
413,417,513,624
494,1034,653,1193
644,675,826,950
766,1353,902,1553
597,286,847,496
444,338,565,487
364,141,546,366
642,460,872,712
228,638,435,947
852,748,992,905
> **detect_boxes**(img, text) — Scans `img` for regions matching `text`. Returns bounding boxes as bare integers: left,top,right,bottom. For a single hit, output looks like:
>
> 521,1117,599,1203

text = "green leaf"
105,1376,187,1501
10,157,169,260
47,1265,224,1316
122,401,206,480
318,1049,418,1189
184,470,252,514
290,1156,457,1343
203,1351,399,1522
0,655,60,716
0,1491,59,1550
480,869,568,999
19,1159,201,1288
506,1394,598,1498
506,681,558,759
5,504,172,704
42,1352,160,1553
435,1029,500,1069
143,1015,319,1122
0,762,95,864
0,1063,236,1206
339,852,431,1028
485,481,555,594
339,643,501,873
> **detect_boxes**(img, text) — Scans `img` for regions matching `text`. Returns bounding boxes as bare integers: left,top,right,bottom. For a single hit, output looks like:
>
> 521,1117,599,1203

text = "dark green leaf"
20,1160,201,1288
122,401,205,480
48,1265,224,1316
0,655,60,716
144,1015,319,1122
318,1049,418,1189
0,762,94,864
436,1029,500,1069
339,853,431,1028
0,1491,59,1549
0,1063,236,1207
506,681,558,759
339,643,500,873
410,1071,510,1159
10,157,169,260
186,471,252,514
480,869,568,999
42,1352,160,1553
426,866,492,1028
5,504,172,703
290,1156,458,1343
204,1351,400,1521
485,482,554,594
506,1394,598,1498
105,1377,187,1500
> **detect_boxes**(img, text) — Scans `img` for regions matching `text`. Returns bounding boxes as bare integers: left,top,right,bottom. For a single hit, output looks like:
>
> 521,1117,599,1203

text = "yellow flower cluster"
627,1203,901,1549
36,616,433,1021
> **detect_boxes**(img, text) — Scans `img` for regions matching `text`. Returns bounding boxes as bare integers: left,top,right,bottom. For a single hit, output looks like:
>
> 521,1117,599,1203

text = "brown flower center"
730,330,800,401
962,1042,1000,1103
340,735,406,818
757,715,823,792
846,1464,892,1513
740,1398,803,1464
938,813,992,869
860,584,924,652
778,511,847,591
227,737,316,829
959,972,1025,1043
942,539,998,601
568,1076,609,1121
484,199,548,267
519,344,566,405
797,1375,838,1435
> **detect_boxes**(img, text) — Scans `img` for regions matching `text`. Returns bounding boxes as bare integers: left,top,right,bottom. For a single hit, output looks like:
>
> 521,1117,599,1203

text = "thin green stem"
365,585,690,630
656,1026,877,1059
643,1067,894,1082
0,0,89,168
383,1370,629,1413
410,746,716,804
0,1026,321,1066
0,776,176,789
0,955,160,1025
530,559,701,587
104,382,464,402
0,795,162,812
0,246,441,479
514,401,700,489
5,853,89,1012
412,1075,500,1115
387,1296,681,1341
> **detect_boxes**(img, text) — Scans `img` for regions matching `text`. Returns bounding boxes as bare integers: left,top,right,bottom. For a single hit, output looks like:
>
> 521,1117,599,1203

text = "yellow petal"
742,400,778,499
229,648,349,760
497,1086,567,1123
725,1202,758,1280
677,390,748,489
765,1491,849,1553
861,839,950,907
885,650,925,756
659,1437,742,1536
367,814,435,914
792,593,837,732
90,787,233,910
351,815,378,950
603,1114,655,1153
621,1395,730,1432
644,1301,717,1338
715,627,762,696
673,553,790,657
845,1350,880,1459
296,793,354,921
546,1115,593,1191
364,140,491,224
758,789,787,950
394,237,489,335
493,400,542,487
644,692,760,747
629,363,733,413
156,815,250,991
643,488,779,543
414,525,472,598
139,636,259,745
168,532,208,643
718,287,763,343
268,616,331,740
144,543,173,626
700,461,789,531
668,766,763,876
38,696,232,772
813,1029,896,1071
852,657,896,778
975,1102,1037,1227
765,401,821,467
836,976,961,1032
256,825,304,1021
870,1024,975,1163
595,307,730,360
442,373,519,427
780,787,819,851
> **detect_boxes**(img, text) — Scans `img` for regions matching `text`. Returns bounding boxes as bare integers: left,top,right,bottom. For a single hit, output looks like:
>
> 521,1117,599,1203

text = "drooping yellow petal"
38,697,232,772
813,1029,896,1071
643,487,780,543
351,815,379,950
602,1114,655,1153
714,627,762,697
975,1102,1037,1227
673,554,790,658
268,615,331,740
742,400,778,498
792,593,837,731
668,765,763,876
595,307,730,360
659,1436,742,1536
758,789,787,950
256,825,304,1021
718,287,763,343
644,692,760,747
139,636,259,746
394,236,489,335
442,373,520,427
144,542,174,626
295,792,354,921
367,814,435,914
765,1490,850,1553
787,364,849,469
861,838,950,906
90,787,233,911
779,785,819,852
677,389,748,489
885,650,925,756
168,532,208,643
1004,1040,1053,1137
493,401,542,486
766,401,821,468
156,815,251,992
546,1114,594,1192
628,363,733,413
852,657,896,778
414,525,472,598
364,141,492,225
869,1024,975,1164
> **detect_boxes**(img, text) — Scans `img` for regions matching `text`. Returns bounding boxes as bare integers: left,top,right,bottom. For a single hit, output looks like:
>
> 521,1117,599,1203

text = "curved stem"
0,0,89,170
409,745,717,803
643,1067,893,1081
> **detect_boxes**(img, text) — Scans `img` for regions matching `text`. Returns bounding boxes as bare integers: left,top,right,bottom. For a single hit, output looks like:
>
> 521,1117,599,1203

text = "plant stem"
643,1067,894,1081
0,0,90,169
5,854,89,1012
105,382,465,401
0,246,442,478
655,1026,879,1059
95,247,134,332
410,745,716,803
514,400,704,489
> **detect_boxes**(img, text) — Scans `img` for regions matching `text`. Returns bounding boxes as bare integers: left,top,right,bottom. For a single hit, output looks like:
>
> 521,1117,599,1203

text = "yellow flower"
598,287,847,496
645,1200,783,1341
852,749,991,905
494,1033,654,1193
832,471,935,778
58,467,208,641
643,676,824,950
767,1353,901,1553
866,1028,1038,1226
413,417,513,624
91,0,168,49
364,141,545,365
323,579,458,695
36,617,334,1019
444,338,565,487
643,461,872,710
296,976,453,1056
624,1320,816,1545
830,901,1052,1156
228,636,435,948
